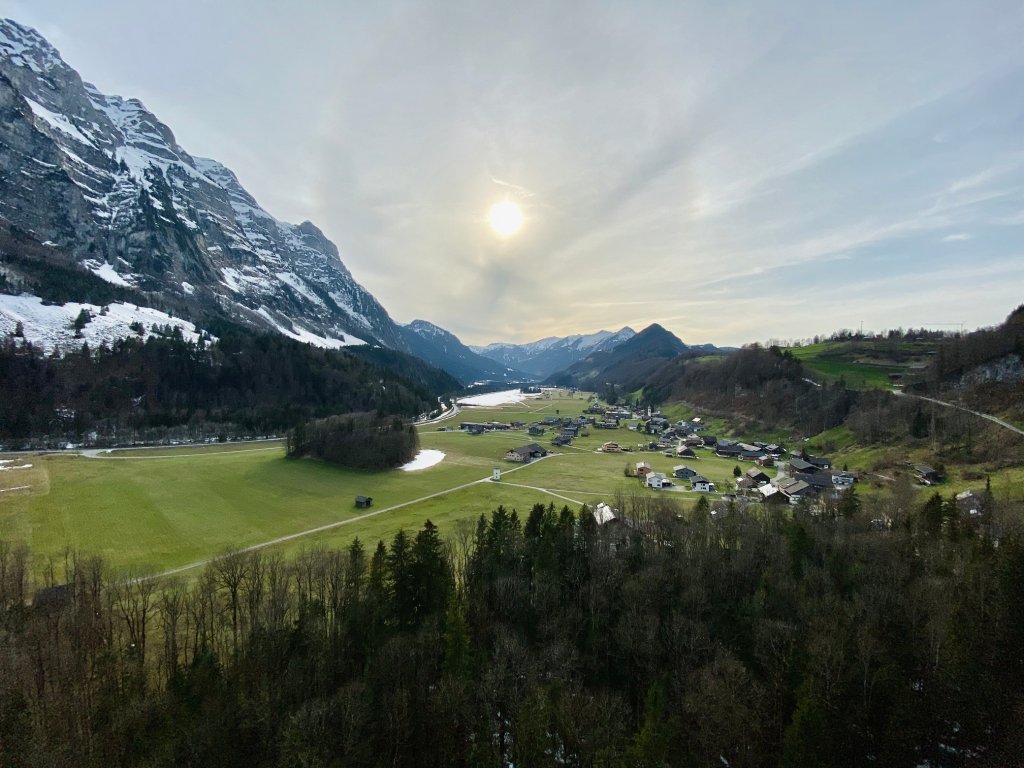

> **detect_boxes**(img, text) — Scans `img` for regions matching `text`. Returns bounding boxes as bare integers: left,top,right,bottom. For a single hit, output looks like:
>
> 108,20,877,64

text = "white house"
691,475,715,493
646,472,670,489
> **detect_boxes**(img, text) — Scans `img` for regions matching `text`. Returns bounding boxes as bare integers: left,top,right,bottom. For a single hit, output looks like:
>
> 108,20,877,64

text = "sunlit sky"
4,1,1024,346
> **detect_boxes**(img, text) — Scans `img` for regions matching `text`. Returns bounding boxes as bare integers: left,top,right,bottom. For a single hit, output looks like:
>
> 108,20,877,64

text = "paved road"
894,391,1024,437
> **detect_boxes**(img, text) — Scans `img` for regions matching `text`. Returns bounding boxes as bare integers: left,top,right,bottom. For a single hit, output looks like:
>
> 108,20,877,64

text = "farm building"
505,444,549,463
355,495,373,509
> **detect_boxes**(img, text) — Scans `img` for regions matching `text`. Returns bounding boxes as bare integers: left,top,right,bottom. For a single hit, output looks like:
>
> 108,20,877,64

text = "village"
452,395,965,525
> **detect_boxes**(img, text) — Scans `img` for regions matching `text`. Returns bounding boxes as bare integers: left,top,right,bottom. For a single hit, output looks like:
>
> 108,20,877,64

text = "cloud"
942,232,973,242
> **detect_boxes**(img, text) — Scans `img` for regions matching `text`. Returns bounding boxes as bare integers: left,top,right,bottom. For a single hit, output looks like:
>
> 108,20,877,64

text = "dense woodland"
1,488,1022,767
286,413,419,471
0,330,453,447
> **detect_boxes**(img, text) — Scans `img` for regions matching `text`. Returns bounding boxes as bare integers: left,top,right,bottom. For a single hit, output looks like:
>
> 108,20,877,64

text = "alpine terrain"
0,18,411,351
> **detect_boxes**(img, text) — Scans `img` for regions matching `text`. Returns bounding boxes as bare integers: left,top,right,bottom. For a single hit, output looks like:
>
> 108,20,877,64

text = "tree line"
1,486,1022,766
286,413,419,471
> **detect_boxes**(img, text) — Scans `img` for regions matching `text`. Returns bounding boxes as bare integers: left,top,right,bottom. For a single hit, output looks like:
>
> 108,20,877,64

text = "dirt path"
895,392,1024,437
142,452,567,580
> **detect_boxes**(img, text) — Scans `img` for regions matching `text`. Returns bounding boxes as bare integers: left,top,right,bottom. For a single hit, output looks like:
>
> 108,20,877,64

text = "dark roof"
511,443,547,455
789,457,816,473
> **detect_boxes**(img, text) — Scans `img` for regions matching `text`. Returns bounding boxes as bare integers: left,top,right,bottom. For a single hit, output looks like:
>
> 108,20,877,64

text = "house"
777,478,815,504
795,472,837,493
735,476,758,491
915,465,942,485
528,425,546,436
788,457,817,474
755,455,775,467
765,443,786,457
806,455,832,470
690,475,715,493
673,465,698,479
758,484,789,504
510,421,525,429
745,467,771,485
635,461,653,478
601,441,622,453
831,471,857,489
355,495,373,509
646,472,671,489
676,446,698,459
505,443,549,463
592,502,619,525
701,435,718,448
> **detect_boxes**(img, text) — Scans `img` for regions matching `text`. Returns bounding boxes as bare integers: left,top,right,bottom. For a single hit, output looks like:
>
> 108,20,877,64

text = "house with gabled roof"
505,443,549,463
788,457,817,474
646,472,670,489
745,466,771,485
673,465,698,479
690,475,715,493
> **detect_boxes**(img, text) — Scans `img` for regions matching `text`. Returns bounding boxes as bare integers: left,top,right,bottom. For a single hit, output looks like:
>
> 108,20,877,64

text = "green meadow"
0,390,745,576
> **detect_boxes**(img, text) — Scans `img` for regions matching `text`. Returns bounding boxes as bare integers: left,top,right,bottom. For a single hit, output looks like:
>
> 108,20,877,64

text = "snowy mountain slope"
471,327,637,379
0,293,207,351
399,319,525,385
0,18,406,350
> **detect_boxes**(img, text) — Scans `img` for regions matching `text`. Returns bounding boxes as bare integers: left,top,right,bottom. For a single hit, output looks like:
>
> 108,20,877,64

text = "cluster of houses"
630,461,718,493
744,457,859,505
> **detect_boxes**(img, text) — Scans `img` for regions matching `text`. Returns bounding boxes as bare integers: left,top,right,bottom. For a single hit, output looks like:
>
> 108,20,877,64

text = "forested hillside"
645,344,858,435
0,330,456,446
1,492,1022,767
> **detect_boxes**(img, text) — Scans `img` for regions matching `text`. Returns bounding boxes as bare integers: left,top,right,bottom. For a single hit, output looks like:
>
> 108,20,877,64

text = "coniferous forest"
1,489,1022,767
0,330,456,447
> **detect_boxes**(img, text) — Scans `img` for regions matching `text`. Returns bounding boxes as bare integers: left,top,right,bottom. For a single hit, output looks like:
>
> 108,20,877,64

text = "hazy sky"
4,1,1024,346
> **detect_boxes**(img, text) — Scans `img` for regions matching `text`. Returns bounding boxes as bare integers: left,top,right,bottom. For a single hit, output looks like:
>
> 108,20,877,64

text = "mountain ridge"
0,17,408,351
470,326,637,378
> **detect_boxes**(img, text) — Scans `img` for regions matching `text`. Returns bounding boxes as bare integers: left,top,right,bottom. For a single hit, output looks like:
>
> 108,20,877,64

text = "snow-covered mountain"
399,320,525,385
471,327,637,379
0,18,406,350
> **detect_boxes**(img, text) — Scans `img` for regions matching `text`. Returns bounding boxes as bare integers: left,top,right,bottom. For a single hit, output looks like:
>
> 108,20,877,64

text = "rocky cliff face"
0,18,406,349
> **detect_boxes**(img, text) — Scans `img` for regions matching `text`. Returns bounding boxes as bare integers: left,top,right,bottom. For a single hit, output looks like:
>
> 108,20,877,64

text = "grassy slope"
0,391,754,575
786,339,938,390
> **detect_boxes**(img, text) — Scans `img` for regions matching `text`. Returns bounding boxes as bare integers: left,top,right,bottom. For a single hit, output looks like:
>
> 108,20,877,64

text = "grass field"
0,390,752,576
786,339,938,390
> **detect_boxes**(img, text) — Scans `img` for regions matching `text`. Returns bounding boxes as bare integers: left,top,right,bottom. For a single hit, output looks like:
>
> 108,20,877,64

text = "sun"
488,201,523,237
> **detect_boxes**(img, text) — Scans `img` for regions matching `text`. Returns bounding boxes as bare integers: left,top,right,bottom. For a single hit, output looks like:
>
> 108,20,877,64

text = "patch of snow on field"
0,294,209,351
0,463,32,471
458,389,542,407
400,450,446,472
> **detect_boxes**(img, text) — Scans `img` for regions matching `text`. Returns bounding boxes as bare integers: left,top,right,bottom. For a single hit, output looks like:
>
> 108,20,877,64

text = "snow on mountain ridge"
0,17,404,351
